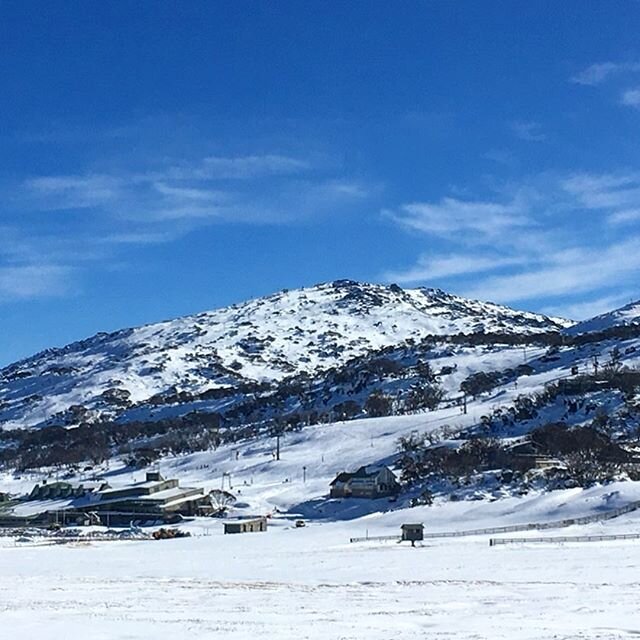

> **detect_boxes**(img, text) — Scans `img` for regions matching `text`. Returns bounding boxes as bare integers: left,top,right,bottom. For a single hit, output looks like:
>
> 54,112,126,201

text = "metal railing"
349,534,399,543
349,498,640,544
490,532,640,546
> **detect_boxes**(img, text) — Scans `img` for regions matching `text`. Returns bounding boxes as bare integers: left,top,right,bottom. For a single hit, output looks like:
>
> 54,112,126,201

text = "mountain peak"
0,281,568,429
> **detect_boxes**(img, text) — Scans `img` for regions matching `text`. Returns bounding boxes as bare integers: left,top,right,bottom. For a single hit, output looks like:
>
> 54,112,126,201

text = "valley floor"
3,509,640,640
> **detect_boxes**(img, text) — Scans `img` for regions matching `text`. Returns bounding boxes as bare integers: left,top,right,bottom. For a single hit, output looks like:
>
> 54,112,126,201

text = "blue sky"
1,1,640,364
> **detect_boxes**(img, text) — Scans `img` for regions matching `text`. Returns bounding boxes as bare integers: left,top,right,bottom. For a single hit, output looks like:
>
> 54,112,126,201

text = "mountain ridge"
566,299,640,335
0,280,571,429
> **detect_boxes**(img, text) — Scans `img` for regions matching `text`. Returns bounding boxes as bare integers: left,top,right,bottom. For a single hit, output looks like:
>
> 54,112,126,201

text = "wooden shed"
224,516,267,534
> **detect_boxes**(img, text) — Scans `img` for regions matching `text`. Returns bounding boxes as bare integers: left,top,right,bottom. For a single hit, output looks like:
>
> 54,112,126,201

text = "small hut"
401,523,424,546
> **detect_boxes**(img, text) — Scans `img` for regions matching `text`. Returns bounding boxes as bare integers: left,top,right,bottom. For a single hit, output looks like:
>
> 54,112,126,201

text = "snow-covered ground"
3,402,640,638
568,299,640,334
2,316,640,637
2,499,640,640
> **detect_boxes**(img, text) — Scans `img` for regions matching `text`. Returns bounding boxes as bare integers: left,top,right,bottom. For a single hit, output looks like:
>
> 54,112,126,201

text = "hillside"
3,283,640,514
567,299,640,335
1,287,640,541
0,280,570,430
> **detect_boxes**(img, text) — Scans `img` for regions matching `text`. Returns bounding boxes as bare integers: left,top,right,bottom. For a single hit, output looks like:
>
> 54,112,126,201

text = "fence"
349,498,640,544
350,534,399,543
490,532,640,546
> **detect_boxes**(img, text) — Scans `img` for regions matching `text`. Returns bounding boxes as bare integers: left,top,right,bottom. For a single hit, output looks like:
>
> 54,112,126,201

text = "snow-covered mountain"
566,299,640,335
3,281,640,530
0,280,571,429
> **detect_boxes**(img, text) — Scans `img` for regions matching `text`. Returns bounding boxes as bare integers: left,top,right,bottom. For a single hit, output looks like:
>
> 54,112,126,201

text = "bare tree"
208,489,237,515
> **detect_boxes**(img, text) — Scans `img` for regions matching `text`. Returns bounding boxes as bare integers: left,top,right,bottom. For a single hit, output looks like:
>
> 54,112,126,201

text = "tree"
208,489,237,516
565,450,618,487
365,390,393,417
332,400,362,421
603,346,623,377
410,488,434,507
404,383,445,412
459,371,502,399
415,360,436,383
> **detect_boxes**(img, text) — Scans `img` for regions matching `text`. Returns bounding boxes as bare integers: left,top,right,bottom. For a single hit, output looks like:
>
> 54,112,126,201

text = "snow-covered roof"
330,465,395,485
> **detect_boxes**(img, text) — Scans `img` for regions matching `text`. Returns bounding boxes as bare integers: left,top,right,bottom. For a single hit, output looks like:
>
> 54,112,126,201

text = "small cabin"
224,516,267,534
401,523,424,546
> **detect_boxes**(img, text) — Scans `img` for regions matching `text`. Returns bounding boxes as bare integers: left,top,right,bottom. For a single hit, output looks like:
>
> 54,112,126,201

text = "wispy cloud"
384,197,530,239
20,153,367,225
570,61,640,86
542,292,638,322
0,265,74,302
5,149,370,303
24,174,123,210
609,208,640,224
182,154,310,180
572,62,640,112
384,254,526,284
510,120,546,142
99,230,183,245
382,171,640,317
462,238,640,304
562,172,640,219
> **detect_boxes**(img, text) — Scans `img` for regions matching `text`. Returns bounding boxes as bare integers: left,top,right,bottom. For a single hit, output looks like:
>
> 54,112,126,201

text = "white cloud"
609,208,640,224
570,62,640,86
19,153,365,225
384,171,640,311
158,154,311,181
99,231,182,245
152,182,229,202
572,63,640,112
562,172,640,217
24,174,123,209
621,87,640,108
6,149,371,303
542,292,638,321
199,154,310,179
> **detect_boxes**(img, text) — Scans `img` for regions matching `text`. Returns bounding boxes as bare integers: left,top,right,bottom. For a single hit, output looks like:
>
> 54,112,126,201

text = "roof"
223,516,267,525
330,472,353,485
330,465,395,485
401,523,424,529
77,480,109,491
98,479,167,498
135,487,201,502
95,486,202,507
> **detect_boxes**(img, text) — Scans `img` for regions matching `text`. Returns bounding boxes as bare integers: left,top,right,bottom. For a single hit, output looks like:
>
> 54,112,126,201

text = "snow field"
2,510,640,640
